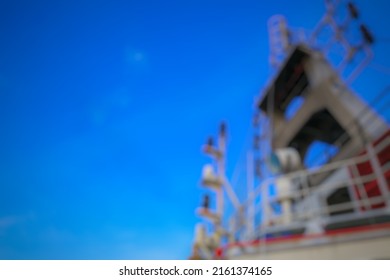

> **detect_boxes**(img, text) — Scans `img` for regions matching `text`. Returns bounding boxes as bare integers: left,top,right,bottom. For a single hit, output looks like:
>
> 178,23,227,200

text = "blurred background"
1,0,390,259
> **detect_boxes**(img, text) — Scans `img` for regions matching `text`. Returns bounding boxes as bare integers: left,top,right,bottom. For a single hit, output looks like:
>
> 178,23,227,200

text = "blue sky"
1,0,390,259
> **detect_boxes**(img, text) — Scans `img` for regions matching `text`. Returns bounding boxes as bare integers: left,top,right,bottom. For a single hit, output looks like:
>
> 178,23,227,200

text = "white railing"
228,133,390,241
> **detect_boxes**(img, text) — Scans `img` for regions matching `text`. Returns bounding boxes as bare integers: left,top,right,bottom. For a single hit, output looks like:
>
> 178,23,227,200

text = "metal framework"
190,0,390,260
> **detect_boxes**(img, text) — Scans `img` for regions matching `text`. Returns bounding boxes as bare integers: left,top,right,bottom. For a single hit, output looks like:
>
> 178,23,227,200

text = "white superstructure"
189,0,390,260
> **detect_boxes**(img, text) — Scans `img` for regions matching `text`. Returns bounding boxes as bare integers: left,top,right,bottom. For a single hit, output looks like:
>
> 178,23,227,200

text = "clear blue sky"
1,0,389,259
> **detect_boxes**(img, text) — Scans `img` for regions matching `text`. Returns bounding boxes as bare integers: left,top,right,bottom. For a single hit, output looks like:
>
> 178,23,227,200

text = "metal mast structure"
190,0,390,260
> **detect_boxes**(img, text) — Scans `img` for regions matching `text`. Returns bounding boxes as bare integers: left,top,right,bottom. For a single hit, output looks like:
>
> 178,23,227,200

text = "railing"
228,132,390,242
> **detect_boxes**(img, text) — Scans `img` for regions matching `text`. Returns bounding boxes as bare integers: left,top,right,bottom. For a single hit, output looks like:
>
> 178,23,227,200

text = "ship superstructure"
190,0,390,260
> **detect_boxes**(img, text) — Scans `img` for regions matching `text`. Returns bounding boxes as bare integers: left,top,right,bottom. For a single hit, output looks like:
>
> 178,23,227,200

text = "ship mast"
190,123,242,259
190,0,389,260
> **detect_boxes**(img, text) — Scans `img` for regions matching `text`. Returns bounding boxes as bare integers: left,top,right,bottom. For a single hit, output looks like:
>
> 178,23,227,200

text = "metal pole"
247,151,255,239
366,143,389,208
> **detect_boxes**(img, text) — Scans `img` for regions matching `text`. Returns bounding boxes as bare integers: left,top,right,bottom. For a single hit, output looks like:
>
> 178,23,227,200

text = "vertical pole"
247,151,255,239
260,180,268,256
367,143,388,208
217,123,226,218
267,87,275,150
213,122,226,250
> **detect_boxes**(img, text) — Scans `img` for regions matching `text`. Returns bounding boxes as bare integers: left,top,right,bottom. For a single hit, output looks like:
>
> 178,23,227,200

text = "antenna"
309,1,375,83
269,1,375,83
193,122,242,258
268,15,291,69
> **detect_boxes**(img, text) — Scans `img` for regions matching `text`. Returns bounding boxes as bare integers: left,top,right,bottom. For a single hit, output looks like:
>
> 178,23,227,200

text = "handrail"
264,163,390,205
247,135,390,202
228,133,390,240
